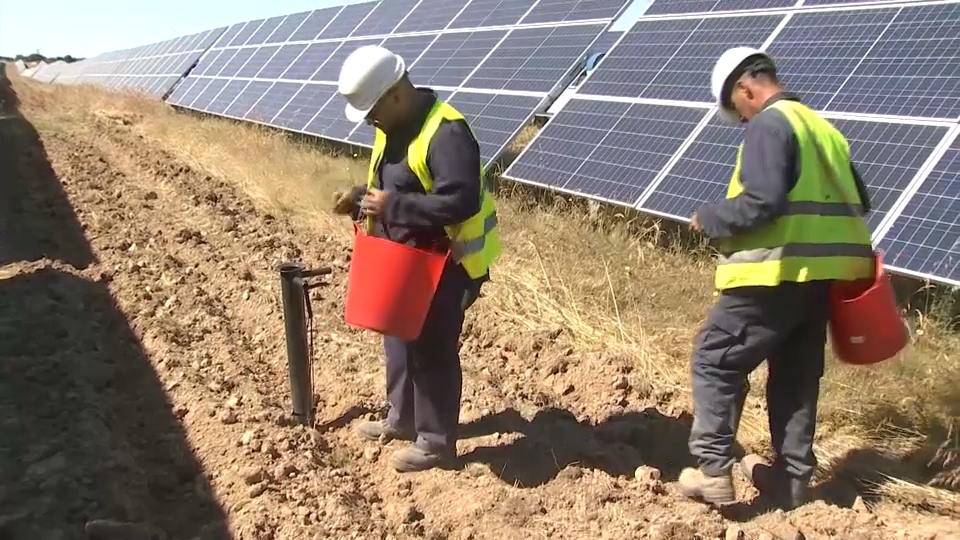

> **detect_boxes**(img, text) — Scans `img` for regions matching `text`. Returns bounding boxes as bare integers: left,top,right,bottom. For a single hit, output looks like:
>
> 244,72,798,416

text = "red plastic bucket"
829,251,909,365
344,224,448,341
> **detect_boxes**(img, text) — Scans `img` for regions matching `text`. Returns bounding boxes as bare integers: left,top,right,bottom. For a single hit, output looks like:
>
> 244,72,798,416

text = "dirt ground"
1,71,958,540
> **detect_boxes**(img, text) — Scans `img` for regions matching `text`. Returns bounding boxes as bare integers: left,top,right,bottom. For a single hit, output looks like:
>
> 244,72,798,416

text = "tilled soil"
1,75,958,540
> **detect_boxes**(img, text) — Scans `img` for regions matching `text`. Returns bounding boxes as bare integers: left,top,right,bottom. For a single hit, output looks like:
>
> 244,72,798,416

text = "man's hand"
332,190,355,216
689,212,703,233
360,188,393,218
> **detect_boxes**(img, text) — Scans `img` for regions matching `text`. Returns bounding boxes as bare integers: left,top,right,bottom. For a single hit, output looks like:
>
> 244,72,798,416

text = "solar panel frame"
634,109,952,231
875,127,960,285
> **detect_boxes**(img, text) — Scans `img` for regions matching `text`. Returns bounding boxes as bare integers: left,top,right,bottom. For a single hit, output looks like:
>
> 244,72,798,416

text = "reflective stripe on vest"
368,100,502,279
715,99,874,290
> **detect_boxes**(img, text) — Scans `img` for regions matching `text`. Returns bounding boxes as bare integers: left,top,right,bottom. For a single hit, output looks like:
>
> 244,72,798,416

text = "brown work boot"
355,420,415,443
740,454,812,510
678,467,736,505
389,445,454,473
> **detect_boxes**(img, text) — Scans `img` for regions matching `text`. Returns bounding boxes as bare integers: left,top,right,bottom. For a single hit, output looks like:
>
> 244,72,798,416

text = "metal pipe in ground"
278,261,313,425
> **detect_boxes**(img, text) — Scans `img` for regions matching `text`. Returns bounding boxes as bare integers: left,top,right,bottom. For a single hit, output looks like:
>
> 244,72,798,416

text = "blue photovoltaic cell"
167,78,198,105
446,91,543,163
236,46,280,78
448,0,537,28
506,99,706,203
879,134,960,283
801,0,905,5
394,0,470,33
214,24,245,47
289,7,342,42
313,38,385,82
192,78,228,109
577,15,781,100
273,85,337,131
266,11,310,44
208,80,248,115
247,16,286,46
640,112,735,219
305,93,360,141
178,78,211,107
826,2,960,119
225,81,272,119
246,82,303,123
258,44,307,79
229,20,263,47
221,48,257,77
282,42,338,80
520,0,628,24
766,9,897,111
380,34,438,67
409,30,508,87
318,2,376,40
352,0,420,37
644,0,795,15
643,113,949,231
464,24,605,93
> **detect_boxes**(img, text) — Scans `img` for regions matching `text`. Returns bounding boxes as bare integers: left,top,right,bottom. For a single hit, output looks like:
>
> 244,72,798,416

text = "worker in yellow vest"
332,45,502,473
679,47,875,509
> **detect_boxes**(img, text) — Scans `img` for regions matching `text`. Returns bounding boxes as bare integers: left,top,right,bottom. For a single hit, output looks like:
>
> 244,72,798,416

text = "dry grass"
15,75,960,513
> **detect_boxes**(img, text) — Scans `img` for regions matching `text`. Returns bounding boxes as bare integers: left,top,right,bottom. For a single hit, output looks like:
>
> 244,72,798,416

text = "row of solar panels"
25,0,960,286
503,0,960,285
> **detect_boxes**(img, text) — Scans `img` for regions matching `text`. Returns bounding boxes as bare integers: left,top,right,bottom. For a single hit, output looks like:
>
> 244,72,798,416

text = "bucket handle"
352,217,453,257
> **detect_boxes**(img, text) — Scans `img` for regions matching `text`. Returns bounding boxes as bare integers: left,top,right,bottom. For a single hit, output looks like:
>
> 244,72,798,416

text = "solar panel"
520,0,629,23
394,0,472,33
576,15,783,100
409,30,509,87
448,0,538,28
168,0,627,170
877,130,960,284
52,27,225,97
638,111,950,232
644,0,796,16
505,98,709,204
824,2,960,119
352,0,422,37
463,24,607,93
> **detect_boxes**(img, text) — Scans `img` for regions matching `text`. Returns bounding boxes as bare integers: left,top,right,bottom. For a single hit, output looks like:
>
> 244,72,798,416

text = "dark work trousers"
383,261,482,454
689,280,832,482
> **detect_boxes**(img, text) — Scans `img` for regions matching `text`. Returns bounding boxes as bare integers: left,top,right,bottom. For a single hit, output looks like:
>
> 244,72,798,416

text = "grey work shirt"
696,93,872,240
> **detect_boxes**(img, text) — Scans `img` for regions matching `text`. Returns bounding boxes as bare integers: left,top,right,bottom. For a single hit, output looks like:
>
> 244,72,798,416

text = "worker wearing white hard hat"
332,45,502,473
678,47,875,509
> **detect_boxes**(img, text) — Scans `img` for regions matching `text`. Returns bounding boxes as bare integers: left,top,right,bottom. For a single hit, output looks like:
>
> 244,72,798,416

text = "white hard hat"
338,45,406,123
711,47,772,124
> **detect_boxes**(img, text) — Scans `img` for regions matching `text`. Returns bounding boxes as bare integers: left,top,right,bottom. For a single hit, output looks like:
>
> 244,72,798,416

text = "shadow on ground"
0,67,232,540
458,406,705,487
0,68,95,269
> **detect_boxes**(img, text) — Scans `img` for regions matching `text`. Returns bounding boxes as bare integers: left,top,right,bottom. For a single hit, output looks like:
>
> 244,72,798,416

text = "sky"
0,0,650,58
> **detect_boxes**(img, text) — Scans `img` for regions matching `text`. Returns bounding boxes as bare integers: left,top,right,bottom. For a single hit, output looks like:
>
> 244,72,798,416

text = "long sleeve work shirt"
696,93,873,240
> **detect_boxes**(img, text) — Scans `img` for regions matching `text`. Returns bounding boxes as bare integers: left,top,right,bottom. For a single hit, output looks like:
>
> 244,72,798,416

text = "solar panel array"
38,28,226,98
504,0,960,286
166,0,629,165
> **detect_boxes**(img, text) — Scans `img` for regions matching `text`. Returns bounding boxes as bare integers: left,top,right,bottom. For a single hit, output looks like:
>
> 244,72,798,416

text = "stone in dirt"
386,502,423,525
242,465,267,485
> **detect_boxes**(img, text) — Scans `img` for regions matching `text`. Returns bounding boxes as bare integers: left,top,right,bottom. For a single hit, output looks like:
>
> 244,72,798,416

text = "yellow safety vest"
715,99,874,290
367,100,502,279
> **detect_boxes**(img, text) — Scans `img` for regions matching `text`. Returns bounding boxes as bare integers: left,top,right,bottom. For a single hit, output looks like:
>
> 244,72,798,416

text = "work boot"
678,467,736,505
355,420,415,443
389,444,455,473
740,454,812,510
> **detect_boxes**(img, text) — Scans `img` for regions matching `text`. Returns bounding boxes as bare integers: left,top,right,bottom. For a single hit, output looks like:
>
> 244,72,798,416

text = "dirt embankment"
1,71,958,540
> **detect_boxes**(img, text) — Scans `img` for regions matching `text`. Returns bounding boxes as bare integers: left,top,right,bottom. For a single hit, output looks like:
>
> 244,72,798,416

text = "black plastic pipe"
278,261,313,425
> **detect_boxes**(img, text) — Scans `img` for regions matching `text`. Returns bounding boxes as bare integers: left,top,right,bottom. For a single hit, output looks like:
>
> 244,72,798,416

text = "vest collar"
760,91,802,112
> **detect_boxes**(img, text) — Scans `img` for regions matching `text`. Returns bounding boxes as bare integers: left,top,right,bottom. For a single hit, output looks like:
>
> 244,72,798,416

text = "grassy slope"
19,77,960,513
